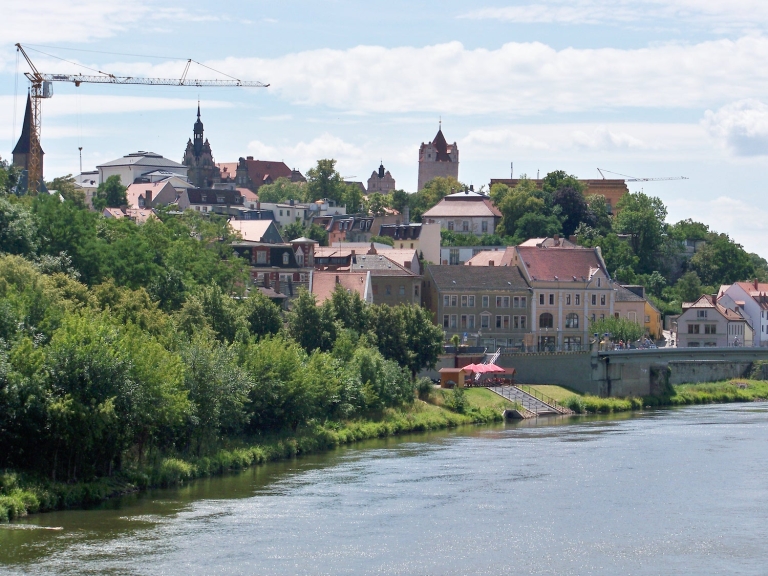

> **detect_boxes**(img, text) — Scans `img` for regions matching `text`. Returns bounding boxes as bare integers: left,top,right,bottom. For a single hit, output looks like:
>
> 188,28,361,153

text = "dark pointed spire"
13,93,38,155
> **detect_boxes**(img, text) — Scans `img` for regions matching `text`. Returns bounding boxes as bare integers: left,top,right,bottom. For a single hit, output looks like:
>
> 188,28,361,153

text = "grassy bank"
530,380,768,415
0,389,514,523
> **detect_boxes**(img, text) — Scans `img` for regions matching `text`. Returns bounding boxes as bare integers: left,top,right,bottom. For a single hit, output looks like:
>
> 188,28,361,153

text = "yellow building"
645,299,663,340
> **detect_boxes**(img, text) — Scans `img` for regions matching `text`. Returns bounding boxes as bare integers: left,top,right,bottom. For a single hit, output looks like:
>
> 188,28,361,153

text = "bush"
445,387,467,414
416,377,433,401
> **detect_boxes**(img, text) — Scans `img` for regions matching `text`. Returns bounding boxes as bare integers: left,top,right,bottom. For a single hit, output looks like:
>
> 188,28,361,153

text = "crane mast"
14,43,268,194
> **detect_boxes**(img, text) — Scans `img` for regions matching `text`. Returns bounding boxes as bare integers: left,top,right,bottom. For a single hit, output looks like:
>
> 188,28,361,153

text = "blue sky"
2,0,768,255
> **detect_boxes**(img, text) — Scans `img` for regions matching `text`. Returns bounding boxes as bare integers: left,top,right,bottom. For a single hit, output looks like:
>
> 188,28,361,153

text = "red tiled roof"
216,159,293,190
312,272,368,303
516,246,606,281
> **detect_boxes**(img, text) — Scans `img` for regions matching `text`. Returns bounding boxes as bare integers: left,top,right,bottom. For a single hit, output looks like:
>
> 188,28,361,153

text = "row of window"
442,314,528,330
688,323,717,334
538,293,607,306
446,221,490,233
443,295,528,308
372,284,419,297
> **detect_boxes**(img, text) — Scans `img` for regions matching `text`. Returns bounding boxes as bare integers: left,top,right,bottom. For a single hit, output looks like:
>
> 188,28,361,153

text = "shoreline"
2,380,766,523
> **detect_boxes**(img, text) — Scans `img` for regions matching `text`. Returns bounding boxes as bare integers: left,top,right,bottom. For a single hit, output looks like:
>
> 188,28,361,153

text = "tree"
281,221,306,242
287,289,335,352
590,316,644,344
242,290,282,340
674,271,703,302
0,196,38,256
497,179,547,237
514,212,562,240
305,159,346,204
46,174,85,208
614,192,667,273
389,189,409,215
670,219,709,242
370,235,395,247
256,178,306,203
93,175,127,210
585,194,612,236
367,193,389,216
689,233,755,286
329,284,369,333
0,157,21,195
342,183,364,213
553,186,592,237
410,176,464,221
644,271,667,298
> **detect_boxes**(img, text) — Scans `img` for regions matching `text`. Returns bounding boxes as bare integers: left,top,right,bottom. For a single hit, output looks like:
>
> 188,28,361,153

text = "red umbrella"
461,363,479,372
484,364,506,373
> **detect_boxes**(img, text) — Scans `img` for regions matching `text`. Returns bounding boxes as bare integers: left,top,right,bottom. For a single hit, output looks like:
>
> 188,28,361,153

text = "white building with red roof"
678,294,753,348
718,280,768,346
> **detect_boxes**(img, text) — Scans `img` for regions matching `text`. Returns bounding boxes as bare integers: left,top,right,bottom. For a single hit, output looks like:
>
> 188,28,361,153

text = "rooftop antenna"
78,146,82,173
537,169,540,179
511,161,513,179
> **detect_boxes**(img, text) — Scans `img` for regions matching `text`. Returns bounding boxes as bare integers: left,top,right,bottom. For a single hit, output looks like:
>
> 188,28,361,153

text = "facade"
182,105,221,188
349,254,422,307
424,265,532,350
260,201,312,228
97,152,188,186
509,245,615,351
677,294,752,347
74,171,99,209
718,281,768,347
377,222,441,264
418,126,459,191
12,94,44,181
177,188,244,213
621,285,663,339
464,247,515,267
367,162,396,193
613,285,646,328
217,157,305,192
232,237,318,297
489,178,629,213
422,191,502,237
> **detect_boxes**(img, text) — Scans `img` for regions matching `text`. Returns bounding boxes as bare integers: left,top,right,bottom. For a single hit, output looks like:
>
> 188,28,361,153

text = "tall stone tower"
183,104,220,188
417,122,458,191
12,93,44,178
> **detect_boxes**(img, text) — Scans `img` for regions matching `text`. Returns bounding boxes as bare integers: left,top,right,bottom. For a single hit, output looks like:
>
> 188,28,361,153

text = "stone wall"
668,361,752,384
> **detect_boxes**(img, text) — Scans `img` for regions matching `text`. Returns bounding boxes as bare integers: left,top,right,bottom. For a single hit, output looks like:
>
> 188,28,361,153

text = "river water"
2,403,768,575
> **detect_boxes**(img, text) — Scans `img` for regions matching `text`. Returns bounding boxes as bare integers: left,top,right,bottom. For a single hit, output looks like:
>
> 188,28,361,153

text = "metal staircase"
486,385,574,416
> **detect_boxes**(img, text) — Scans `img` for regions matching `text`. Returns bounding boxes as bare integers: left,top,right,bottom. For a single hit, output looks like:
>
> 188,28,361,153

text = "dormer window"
201,195,207,202
217,196,224,203
282,252,290,265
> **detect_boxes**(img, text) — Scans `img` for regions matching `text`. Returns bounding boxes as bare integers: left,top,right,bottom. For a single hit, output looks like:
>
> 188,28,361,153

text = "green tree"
514,212,562,240
370,234,395,247
256,177,306,203
287,289,335,352
590,316,644,344
552,186,592,237
674,271,703,302
367,193,389,216
242,290,282,340
644,271,667,298
342,183,364,213
329,284,369,333
305,159,346,204
614,192,668,273
410,176,464,221
46,174,85,208
0,196,38,256
585,194,613,236
689,233,755,286
281,221,306,242
389,189,409,214
497,179,547,237
93,175,127,210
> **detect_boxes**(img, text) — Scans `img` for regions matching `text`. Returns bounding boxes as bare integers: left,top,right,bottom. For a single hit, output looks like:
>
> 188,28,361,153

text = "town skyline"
2,0,768,255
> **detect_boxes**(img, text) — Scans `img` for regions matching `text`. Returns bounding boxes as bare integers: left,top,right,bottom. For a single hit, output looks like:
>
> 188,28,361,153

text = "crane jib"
38,73,268,88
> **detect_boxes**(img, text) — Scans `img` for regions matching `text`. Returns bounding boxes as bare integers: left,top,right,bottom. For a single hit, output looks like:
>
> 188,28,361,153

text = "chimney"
403,205,410,225
489,260,495,267
145,190,153,206
755,279,759,290
404,261,411,270
247,156,254,160
273,272,280,294
553,234,560,245
335,275,340,284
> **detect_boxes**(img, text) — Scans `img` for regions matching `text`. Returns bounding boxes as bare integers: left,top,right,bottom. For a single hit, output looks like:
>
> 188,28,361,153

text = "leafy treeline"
0,167,444,483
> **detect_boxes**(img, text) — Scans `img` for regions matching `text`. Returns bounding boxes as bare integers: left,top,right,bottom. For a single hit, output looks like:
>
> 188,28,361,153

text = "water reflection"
3,404,768,575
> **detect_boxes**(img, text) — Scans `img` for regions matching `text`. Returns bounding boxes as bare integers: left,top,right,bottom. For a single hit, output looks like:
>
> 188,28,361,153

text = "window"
279,210,283,216
257,251,267,264
496,315,502,328
482,295,489,308
201,195,207,202
282,252,290,265
513,296,520,308
575,294,580,306
600,294,606,306
565,313,579,329
697,310,708,318
597,278,601,287
645,315,650,323
451,295,458,307
520,316,527,329
600,314,605,320
513,316,519,329
539,313,554,328
447,221,454,231
628,312,637,322
563,336,582,351
386,285,392,296
461,295,468,307
566,294,571,305
462,221,469,232
443,315,450,328
287,210,291,216
503,316,510,329
496,296,502,307
468,296,475,307
549,294,555,306
504,296,510,308
443,295,450,307
468,315,475,329
705,324,717,334
415,285,420,297
450,315,457,329
217,196,224,203
591,314,596,323
460,315,468,329
481,314,490,328
449,249,460,265
482,221,488,233
591,294,597,306
520,297,526,308
539,294,545,305
399,285,405,296
688,324,700,334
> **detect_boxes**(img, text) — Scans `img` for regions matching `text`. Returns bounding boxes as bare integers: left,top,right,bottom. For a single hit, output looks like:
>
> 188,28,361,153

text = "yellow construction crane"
597,168,688,182
14,43,269,193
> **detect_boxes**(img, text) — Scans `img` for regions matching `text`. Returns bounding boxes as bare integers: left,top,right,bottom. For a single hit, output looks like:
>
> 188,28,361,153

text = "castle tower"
417,122,458,191
12,93,44,179
367,161,396,193
183,103,221,188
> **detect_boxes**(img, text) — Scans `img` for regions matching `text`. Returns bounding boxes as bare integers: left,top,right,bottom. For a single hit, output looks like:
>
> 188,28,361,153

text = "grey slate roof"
97,152,185,169
428,264,529,291
615,285,645,302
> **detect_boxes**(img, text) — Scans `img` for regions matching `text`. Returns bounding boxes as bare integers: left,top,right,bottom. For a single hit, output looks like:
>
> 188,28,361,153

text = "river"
2,403,768,575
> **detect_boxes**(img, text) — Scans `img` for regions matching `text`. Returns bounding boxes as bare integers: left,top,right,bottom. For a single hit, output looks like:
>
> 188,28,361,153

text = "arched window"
539,313,554,329
566,313,579,329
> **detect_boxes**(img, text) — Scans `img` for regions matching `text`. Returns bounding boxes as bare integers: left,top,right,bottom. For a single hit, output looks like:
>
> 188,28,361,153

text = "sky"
1,0,767,255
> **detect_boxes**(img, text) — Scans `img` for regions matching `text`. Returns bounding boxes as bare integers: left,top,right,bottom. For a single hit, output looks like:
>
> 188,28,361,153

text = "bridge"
491,347,768,397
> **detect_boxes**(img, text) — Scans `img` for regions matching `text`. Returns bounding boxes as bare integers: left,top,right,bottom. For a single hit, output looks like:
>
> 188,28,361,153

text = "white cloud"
460,1,768,32
702,100,768,156
571,126,645,150
248,133,365,174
